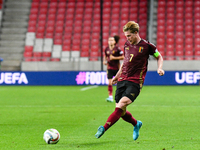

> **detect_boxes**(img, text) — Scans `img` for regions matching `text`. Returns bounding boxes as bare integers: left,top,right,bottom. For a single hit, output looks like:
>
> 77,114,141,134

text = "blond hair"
123,21,139,33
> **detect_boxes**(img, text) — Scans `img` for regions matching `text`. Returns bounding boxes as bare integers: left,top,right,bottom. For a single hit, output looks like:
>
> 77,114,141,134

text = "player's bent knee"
116,97,132,109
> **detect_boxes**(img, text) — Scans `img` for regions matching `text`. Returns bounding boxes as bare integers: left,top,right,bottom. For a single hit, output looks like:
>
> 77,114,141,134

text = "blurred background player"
95,21,165,140
103,35,124,102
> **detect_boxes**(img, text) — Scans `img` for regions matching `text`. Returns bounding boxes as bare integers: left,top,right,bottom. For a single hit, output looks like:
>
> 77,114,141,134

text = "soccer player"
95,21,165,140
103,35,124,102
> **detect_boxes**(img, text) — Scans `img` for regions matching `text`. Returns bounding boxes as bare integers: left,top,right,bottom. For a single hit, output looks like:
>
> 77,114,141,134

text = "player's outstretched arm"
110,55,124,61
156,54,165,76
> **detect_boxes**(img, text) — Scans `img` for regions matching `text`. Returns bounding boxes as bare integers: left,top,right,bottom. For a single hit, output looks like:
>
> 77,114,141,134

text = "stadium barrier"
0,71,199,86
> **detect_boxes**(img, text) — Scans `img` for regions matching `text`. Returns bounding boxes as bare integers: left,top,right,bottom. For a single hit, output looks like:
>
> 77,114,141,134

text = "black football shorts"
115,80,140,103
107,69,118,79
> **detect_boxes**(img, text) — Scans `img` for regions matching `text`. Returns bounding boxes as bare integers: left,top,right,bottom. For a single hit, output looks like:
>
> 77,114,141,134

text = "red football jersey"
104,45,123,70
118,39,158,85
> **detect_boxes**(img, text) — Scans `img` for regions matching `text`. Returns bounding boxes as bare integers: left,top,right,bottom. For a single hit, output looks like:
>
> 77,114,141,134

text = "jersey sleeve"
148,42,160,58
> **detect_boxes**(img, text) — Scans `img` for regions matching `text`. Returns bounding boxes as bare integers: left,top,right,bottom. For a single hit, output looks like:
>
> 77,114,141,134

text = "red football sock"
108,85,113,96
121,111,137,126
104,108,123,131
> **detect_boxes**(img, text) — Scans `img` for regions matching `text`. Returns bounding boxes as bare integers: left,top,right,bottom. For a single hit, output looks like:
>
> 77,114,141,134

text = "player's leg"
106,69,114,102
106,79,113,102
95,96,131,138
95,81,125,138
119,81,142,140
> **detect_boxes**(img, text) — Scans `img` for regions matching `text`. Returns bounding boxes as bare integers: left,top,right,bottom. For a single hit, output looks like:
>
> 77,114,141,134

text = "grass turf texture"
0,86,200,150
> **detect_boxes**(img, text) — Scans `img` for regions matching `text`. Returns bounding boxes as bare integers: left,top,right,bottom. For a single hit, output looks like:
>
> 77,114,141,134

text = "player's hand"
157,69,165,76
111,77,118,85
110,55,114,60
103,61,107,65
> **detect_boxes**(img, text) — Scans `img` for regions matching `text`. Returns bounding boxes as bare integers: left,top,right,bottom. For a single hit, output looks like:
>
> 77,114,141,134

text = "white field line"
80,85,98,91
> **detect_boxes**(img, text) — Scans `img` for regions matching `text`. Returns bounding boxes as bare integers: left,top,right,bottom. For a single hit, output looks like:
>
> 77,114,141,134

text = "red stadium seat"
112,1,121,8
91,45,99,52
31,2,39,8
48,14,56,20
56,14,65,20
166,38,174,45
185,13,193,20
72,45,80,51
62,45,71,51
176,19,184,26
166,44,174,51
28,20,37,27
46,26,54,34
58,2,66,8
57,8,65,14
166,19,174,26
103,1,111,8
91,39,99,46
157,25,165,32
158,19,165,26
66,8,75,14
33,52,42,58
72,39,81,46
29,14,37,21
63,39,71,45
37,26,45,33
40,2,48,8
45,33,53,38
176,38,184,45
166,50,174,57
82,33,90,39
166,32,174,38
167,13,175,20
166,25,174,32
63,33,72,40
50,58,60,61
93,20,100,26
157,32,165,39
89,51,99,61
54,33,62,40
82,38,90,45
175,32,183,38
24,51,32,58
39,8,48,14
157,44,165,53
32,57,41,61
30,8,39,14
49,2,57,8
195,25,200,32
24,46,33,52
80,51,89,57
42,52,51,58
167,1,175,7
81,45,90,52
121,7,129,14
38,20,46,27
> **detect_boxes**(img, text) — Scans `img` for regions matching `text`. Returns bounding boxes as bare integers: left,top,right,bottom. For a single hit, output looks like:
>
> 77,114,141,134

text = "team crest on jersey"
112,50,115,54
139,47,143,53
125,47,129,50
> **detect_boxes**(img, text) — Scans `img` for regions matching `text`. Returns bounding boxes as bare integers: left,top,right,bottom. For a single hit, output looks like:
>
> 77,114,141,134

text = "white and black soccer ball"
43,129,60,144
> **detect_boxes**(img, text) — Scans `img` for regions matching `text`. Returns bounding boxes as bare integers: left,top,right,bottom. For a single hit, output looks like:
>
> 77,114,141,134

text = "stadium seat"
166,44,174,52
166,38,174,45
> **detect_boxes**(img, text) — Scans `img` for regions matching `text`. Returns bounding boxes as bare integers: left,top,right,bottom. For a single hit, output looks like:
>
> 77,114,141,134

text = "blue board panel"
0,71,199,85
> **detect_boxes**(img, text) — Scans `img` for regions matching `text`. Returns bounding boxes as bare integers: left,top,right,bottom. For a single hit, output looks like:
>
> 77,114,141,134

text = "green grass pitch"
0,85,200,150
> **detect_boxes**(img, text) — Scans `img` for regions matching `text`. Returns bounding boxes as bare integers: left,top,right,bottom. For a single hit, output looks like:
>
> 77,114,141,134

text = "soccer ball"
43,129,60,144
